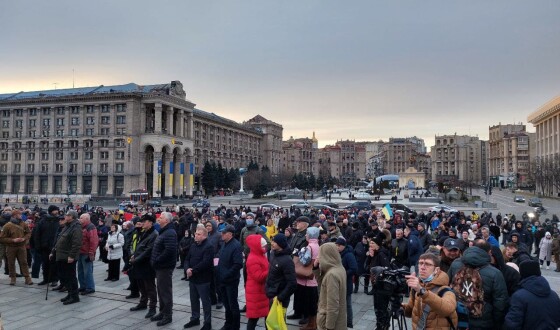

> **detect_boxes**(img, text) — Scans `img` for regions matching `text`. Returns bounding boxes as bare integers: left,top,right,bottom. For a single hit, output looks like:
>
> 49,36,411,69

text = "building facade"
282,136,318,176
488,123,531,187
431,134,483,185
528,95,560,159
317,140,366,184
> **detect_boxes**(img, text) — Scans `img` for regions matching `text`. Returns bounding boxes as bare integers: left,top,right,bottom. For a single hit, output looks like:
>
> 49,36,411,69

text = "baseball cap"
219,225,235,234
443,238,460,250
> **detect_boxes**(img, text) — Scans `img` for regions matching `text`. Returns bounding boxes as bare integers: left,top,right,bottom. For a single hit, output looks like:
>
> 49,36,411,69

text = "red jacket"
245,234,270,319
80,222,99,257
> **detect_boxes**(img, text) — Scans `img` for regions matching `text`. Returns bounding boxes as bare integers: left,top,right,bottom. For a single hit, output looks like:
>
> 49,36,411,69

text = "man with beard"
439,238,462,273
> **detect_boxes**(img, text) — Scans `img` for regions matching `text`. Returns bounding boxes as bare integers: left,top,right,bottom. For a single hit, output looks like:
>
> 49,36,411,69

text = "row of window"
0,139,128,150
0,163,125,174
0,151,126,161
2,127,128,138
0,176,125,196
0,104,126,117
1,116,126,129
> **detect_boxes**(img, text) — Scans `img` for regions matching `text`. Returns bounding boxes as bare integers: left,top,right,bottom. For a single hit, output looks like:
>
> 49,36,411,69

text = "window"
27,153,35,160
100,128,110,135
101,116,110,124
70,152,78,160
15,109,23,116
14,131,22,138
86,117,94,125
56,130,64,137
29,119,36,128
41,153,49,160
27,164,34,173
69,140,78,148
0,164,6,173
14,153,21,161
84,163,92,173
86,105,94,113
85,128,94,136
115,163,124,173
115,151,124,160
84,140,93,148
115,139,125,147
100,151,109,160
116,104,126,112
54,141,64,149
41,164,48,173
84,152,93,160
15,120,23,128
13,164,20,173
2,120,9,128
42,130,49,138
2,132,8,138
100,163,108,173
1,110,9,117
0,154,7,161
55,164,63,172
116,116,126,124
115,128,126,135
70,129,79,136
56,107,65,115
69,163,77,174
42,108,50,115
56,152,63,160
29,108,37,116
42,118,50,127
71,117,79,125
56,118,65,126
101,105,110,113
71,106,80,114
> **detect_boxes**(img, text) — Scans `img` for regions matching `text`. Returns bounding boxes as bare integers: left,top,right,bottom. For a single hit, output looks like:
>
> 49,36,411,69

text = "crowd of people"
1,201,560,329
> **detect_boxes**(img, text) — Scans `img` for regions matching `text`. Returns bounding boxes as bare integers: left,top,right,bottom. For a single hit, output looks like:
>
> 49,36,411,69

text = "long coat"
539,236,553,261
105,231,125,260
317,243,347,330
245,234,270,319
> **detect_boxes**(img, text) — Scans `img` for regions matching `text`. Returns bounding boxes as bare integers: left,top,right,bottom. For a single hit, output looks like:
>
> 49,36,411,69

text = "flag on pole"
382,203,393,220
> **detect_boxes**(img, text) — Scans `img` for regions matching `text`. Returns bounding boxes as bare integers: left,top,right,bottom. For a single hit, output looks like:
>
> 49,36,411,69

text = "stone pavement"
1,256,558,330
0,258,384,330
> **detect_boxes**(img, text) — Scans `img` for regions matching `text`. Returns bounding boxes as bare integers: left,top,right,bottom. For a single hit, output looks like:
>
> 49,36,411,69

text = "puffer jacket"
317,243,347,330
245,234,269,319
105,230,125,260
129,227,158,280
54,219,83,261
448,246,509,329
265,247,297,308
340,245,358,295
150,223,178,270
34,214,60,251
403,271,458,330
505,275,560,330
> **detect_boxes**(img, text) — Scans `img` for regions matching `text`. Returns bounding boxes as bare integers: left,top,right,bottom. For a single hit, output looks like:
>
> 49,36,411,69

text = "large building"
528,95,560,159
488,123,532,187
0,81,283,200
431,134,483,185
282,134,318,176
317,140,366,184
381,137,430,175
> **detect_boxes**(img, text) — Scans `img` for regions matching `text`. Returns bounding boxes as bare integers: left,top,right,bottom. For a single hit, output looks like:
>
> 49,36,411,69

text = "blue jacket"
150,223,177,270
216,238,243,286
505,275,560,330
184,237,214,284
340,245,358,295
487,235,500,248
407,232,423,267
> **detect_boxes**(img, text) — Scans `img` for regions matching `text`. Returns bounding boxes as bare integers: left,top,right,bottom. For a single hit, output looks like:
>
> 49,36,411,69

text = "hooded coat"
403,271,458,330
490,245,520,297
317,243,347,330
245,234,270,319
505,275,560,330
448,246,509,329
538,235,553,261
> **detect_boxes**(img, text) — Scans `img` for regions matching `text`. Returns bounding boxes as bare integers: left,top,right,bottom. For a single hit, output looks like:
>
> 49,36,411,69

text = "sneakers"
37,280,49,286
183,319,200,328
547,266,550,270
126,294,140,299
200,323,211,330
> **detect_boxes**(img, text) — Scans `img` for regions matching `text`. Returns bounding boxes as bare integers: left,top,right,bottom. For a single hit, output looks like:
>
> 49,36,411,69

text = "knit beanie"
519,260,541,279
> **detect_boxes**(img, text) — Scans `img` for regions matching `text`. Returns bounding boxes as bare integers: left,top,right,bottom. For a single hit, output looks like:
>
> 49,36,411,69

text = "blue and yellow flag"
382,203,393,220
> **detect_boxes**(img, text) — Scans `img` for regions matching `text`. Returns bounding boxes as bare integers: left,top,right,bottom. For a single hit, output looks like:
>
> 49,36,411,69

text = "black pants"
189,281,212,325
156,268,174,316
294,284,318,317
40,250,58,283
373,293,390,330
57,260,78,297
220,282,240,330
247,318,262,330
129,274,139,296
138,278,157,309
108,259,120,280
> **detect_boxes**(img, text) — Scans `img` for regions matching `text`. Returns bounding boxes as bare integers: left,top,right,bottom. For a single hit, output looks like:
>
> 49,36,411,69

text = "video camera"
370,263,411,296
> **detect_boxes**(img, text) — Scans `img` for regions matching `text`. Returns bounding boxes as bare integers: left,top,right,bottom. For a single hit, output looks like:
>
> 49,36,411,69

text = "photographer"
366,234,391,330
403,253,457,330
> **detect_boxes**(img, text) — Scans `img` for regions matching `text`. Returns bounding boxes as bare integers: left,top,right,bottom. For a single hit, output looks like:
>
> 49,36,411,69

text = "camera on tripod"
370,263,411,296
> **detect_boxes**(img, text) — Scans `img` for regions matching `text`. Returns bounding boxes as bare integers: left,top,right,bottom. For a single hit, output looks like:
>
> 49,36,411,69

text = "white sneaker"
547,266,550,270
540,264,543,269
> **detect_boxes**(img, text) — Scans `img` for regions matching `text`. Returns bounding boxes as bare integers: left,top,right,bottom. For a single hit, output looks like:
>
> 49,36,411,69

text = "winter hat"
307,227,320,239
506,262,519,273
3,206,12,212
373,232,386,247
335,237,347,246
272,233,288,249
48,205,59,214
519,260,541,279
545,231,552,238
418,222,426,230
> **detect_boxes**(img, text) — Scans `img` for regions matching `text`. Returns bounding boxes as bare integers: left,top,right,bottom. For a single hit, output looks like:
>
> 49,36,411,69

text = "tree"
201,161,215,194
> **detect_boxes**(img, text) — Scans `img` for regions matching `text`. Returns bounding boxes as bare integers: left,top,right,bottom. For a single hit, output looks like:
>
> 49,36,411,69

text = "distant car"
322,202,340,209
260,203,280,211
514,195,526,203
291,201,310,209
389,203,415,215
353,192,372,200
192,199,210,208
528,197,542,207
345,201,372,211
429,204,458,213
146,199,162,207
311,204,338,212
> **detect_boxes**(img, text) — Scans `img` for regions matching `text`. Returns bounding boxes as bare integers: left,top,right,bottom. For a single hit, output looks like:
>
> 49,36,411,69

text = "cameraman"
366,234,391,330
403,253,457,330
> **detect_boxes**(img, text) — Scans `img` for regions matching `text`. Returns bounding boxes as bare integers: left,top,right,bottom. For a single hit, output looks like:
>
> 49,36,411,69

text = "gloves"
109,245,114,249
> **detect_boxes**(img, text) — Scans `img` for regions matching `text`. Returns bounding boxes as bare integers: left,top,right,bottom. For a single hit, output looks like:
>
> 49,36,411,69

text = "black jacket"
216,238,243,285
391,237,409,267
150,223,177,270
35,214,60,251
490,245,520,297
417,229,432,252
266,247,297,308
184,237,214,283
129,227,158,280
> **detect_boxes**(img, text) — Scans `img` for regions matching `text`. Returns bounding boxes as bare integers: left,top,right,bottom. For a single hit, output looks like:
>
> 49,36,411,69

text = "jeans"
346,294,353,326
78,254,95,291
156,268,174,316
31,249,42,278
189,281,212,326
220,282,240,330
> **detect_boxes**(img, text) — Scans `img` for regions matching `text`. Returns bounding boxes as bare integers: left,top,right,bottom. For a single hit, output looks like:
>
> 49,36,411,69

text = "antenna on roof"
53,82,58,90
72,69,75,88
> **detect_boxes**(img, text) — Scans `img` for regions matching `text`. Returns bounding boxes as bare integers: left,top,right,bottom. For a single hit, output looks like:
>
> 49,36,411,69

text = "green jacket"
54,219,83,261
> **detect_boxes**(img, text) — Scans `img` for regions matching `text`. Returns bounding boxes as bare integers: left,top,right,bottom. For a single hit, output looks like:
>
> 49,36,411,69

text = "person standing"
183,226,214,330
78,213,98,295
552,233,560,272
52,210,82,305
539,232,553,269
129,214,159,319
35,205,60,286
216,225,243,330
150,212,177,326
265,233,297,314
315,242,347,330
0,209,33,285
335,236,357,328
104,224,124,281
286,216,311,322
245,234,270,330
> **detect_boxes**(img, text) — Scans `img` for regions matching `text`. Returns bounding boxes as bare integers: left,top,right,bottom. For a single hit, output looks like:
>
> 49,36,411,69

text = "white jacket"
105,231,125,260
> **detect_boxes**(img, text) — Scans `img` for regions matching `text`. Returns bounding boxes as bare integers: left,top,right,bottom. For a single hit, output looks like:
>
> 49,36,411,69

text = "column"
187,112,194,140
154,104,162,134
18,175,25,194
173,153,181,196
106,176,114,197
62,175,68,195
153,152,162,197
47,175,54,194
186,156,194,196
91,176,98,196
76,176,83,194
138,152,146,189
140,104,147,134
178,110,184,138
165,153,173,197
32,175,39,194
167,107,174,135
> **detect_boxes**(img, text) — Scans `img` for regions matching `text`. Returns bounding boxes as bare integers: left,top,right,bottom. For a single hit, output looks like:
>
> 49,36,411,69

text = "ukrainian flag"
382,203,393,220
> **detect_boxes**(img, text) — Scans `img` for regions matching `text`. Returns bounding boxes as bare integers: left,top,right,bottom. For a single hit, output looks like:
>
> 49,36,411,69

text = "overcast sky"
1,1,559,148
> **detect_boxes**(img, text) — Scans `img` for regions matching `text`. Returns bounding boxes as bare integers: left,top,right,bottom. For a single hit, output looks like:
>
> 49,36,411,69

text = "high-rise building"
488,123,532,187
431,134,483,185
282,135,317,176
317,140,366,184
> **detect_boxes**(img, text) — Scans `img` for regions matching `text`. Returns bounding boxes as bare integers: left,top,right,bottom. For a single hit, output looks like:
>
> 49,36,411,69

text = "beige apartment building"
431,134,483,185
528,95,560,159
0,80,283,200
488,123,532,187
282,134,318,176
317,140,366,184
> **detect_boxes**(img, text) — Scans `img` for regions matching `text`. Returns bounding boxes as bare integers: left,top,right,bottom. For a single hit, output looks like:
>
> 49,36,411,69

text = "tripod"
389,295,407,330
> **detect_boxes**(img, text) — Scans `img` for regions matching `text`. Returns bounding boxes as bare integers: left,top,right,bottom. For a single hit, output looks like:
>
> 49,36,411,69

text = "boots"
62,294,80,305
25,277,34,285
9,277,16,285
353,281,358,293
300,315,317,330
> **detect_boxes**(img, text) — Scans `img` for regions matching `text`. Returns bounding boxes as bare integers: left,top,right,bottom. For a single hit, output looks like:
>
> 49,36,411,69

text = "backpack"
450,265,486,326
436,288,469,330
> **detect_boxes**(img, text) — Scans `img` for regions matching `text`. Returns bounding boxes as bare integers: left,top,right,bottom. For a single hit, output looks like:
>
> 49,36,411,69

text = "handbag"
266,297,287,330
294,245,314,279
